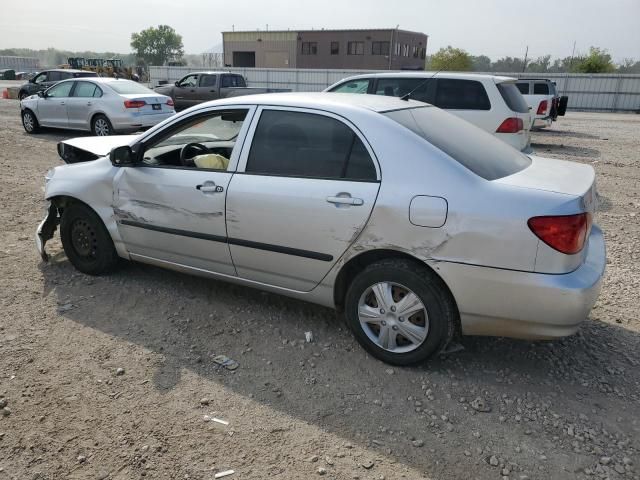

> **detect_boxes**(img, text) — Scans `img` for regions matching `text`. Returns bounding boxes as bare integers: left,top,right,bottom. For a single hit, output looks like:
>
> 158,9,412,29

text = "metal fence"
0,56,40,73
149,66,640,113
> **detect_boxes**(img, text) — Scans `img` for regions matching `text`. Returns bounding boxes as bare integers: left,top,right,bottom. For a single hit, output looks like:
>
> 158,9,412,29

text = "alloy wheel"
358,282,429,353
94,118,110,136
23,112,34,132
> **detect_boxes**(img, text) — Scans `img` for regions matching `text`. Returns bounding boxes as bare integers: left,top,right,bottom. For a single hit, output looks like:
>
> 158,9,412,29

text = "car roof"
198,92,429,113
54,77,136,85
183,71,236,75
516,78,554,82
44,69,89,74
337,71,517,84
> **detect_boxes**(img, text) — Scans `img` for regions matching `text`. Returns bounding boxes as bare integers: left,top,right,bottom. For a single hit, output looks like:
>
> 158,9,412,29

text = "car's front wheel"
21,109,40,134
60,203,119,275
344,259,456,366
92,114,113,136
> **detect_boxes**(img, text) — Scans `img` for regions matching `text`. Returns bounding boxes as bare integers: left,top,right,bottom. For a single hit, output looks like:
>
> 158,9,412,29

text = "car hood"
58,135,140,163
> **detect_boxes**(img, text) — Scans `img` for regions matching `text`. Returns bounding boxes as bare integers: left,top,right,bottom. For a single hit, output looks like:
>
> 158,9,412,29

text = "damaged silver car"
37,93,606,365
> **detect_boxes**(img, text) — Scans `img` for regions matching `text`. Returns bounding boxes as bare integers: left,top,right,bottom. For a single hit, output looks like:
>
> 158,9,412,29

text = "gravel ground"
0,100,639,480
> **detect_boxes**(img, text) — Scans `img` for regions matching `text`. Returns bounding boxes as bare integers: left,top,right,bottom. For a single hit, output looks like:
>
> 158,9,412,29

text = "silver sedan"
36,93,606,365
20,77,175,136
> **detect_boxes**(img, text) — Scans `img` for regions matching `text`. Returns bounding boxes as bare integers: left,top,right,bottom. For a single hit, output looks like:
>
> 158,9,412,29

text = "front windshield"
154,114,244,148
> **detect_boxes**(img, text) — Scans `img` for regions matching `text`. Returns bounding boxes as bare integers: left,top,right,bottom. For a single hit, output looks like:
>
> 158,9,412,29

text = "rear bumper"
437,225,606,339
111,112,174,132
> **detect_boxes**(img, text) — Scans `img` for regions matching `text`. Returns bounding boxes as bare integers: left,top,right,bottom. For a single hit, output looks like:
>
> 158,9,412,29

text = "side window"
178,75,198,87
533,83,549,95
33,72,48,84
433,79,491,110
374,78,434,103
246,110,377,181
47,71,61,82
199,75,217,87
515,82,529,95
331,79,370,94
60,72,73,80
142,109,248,170
221,75,245,88
73,81,99,98
46,81,74,98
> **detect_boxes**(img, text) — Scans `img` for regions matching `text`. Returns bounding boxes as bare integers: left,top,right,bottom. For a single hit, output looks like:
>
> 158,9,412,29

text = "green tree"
471,55,492,72
526,55,552,73
429,46,473,71
618,58,640,73
572,47,615,73
131,25,184,66
491,56,525,72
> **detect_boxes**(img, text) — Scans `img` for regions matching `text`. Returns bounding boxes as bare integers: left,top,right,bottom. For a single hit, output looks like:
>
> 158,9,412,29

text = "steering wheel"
179,142,208,166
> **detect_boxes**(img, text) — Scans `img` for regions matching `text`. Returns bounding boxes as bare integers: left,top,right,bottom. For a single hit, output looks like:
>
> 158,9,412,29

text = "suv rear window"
384,106,531,180
497,83,530,113
533,83,549,95
433,79,490,110
515,83,529,95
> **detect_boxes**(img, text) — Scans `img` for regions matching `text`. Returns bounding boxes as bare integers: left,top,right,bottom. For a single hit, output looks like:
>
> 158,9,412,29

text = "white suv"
515,78,568,129
326,72,532,152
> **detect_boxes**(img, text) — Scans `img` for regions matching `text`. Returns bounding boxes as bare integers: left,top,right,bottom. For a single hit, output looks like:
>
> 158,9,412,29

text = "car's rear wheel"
92,114,113,136
60,203,119,275
21,109,40,134
344,259,455,366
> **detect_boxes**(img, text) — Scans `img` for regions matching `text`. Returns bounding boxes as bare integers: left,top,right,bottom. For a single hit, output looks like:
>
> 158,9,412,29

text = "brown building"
223,28,428,70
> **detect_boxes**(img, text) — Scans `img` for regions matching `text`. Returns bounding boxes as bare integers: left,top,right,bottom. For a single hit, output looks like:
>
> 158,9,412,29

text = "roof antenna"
400,70,441,101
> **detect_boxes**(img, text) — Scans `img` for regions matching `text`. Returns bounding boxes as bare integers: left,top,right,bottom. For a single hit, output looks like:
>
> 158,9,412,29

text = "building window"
347,41,364,55
420,48,426,60
402,45,409,57
395,43,401,56
301,42,318,55
413,46,418,58
371,41,390,56
330,42,340,55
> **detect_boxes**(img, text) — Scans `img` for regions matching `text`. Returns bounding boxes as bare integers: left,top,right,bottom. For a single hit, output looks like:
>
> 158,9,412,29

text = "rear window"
533,83,549,95
74,71,98,78
384,106,531,180
515,82,529,94
106,80,154,95
433,79,490,110
497,83,530,113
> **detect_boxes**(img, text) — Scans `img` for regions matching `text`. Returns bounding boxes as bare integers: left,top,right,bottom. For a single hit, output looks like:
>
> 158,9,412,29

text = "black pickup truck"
154,71,289,110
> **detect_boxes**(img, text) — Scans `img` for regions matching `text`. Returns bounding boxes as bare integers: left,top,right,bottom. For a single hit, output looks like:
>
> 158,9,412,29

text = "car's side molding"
119,219,334,262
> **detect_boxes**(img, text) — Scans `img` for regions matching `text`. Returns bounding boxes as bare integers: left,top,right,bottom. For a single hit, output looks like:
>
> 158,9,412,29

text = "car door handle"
59,102,65,105
196,184,224,193
86,102,92,106
327,195,364,206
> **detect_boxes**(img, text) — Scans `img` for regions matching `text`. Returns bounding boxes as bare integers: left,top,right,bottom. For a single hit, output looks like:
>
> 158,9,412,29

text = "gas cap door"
409,195,448,228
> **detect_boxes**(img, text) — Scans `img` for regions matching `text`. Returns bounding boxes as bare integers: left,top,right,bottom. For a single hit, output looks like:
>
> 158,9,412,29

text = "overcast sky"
2,0,639,61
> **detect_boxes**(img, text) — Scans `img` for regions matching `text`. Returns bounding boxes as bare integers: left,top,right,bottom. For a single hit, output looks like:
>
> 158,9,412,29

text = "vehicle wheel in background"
344,259,456,366
21,109,40,134
60,203,119,275
92,114,114,136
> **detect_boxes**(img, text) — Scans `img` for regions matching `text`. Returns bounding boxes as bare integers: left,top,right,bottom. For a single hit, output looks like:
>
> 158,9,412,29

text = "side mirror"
110,145,135,166
29,78,36,84
174,81,180,87
37,91,45,98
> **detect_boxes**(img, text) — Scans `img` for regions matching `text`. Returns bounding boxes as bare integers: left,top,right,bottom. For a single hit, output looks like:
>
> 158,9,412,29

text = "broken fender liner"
36,203,59,262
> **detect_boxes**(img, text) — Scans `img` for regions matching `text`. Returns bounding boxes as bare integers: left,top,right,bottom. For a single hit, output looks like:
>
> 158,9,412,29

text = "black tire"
344,259,456,366
91,114,114,136
60,203,119,275
21,109,40,134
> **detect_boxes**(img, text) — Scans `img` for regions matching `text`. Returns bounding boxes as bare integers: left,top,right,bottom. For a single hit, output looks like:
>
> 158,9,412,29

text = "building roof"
223,28,427,36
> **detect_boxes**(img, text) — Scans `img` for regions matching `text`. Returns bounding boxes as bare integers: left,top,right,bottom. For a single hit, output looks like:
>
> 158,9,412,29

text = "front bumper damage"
35,202,59,262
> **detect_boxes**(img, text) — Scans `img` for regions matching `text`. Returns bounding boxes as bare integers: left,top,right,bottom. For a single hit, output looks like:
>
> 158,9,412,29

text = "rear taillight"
124,100,146,109
537,100,548,115
528,213,592,255
166,98,174,107
496,117,524,133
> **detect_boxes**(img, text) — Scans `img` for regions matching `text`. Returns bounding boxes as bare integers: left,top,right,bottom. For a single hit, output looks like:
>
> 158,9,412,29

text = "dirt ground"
0,99,638,480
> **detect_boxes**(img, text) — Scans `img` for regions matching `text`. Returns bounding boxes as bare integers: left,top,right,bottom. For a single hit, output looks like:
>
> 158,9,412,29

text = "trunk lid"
121,93,174,115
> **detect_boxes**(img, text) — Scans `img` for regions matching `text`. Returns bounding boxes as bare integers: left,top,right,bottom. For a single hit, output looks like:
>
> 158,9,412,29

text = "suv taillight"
496,117,524,133
537,100,548,115
124,100,146,109
528,213,592,255
166,98,174,107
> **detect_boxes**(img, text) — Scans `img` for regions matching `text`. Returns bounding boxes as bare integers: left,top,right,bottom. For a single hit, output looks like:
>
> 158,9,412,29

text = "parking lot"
0,98,639,479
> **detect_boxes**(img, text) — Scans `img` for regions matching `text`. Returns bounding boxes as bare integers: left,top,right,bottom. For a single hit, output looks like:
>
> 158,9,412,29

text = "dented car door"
111,107,255,275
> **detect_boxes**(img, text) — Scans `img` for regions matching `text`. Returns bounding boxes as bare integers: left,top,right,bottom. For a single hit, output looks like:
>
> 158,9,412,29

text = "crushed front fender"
35,203,59,262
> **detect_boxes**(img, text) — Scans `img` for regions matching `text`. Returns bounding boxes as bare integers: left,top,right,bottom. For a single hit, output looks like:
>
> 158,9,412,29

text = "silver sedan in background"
20,77,175,136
